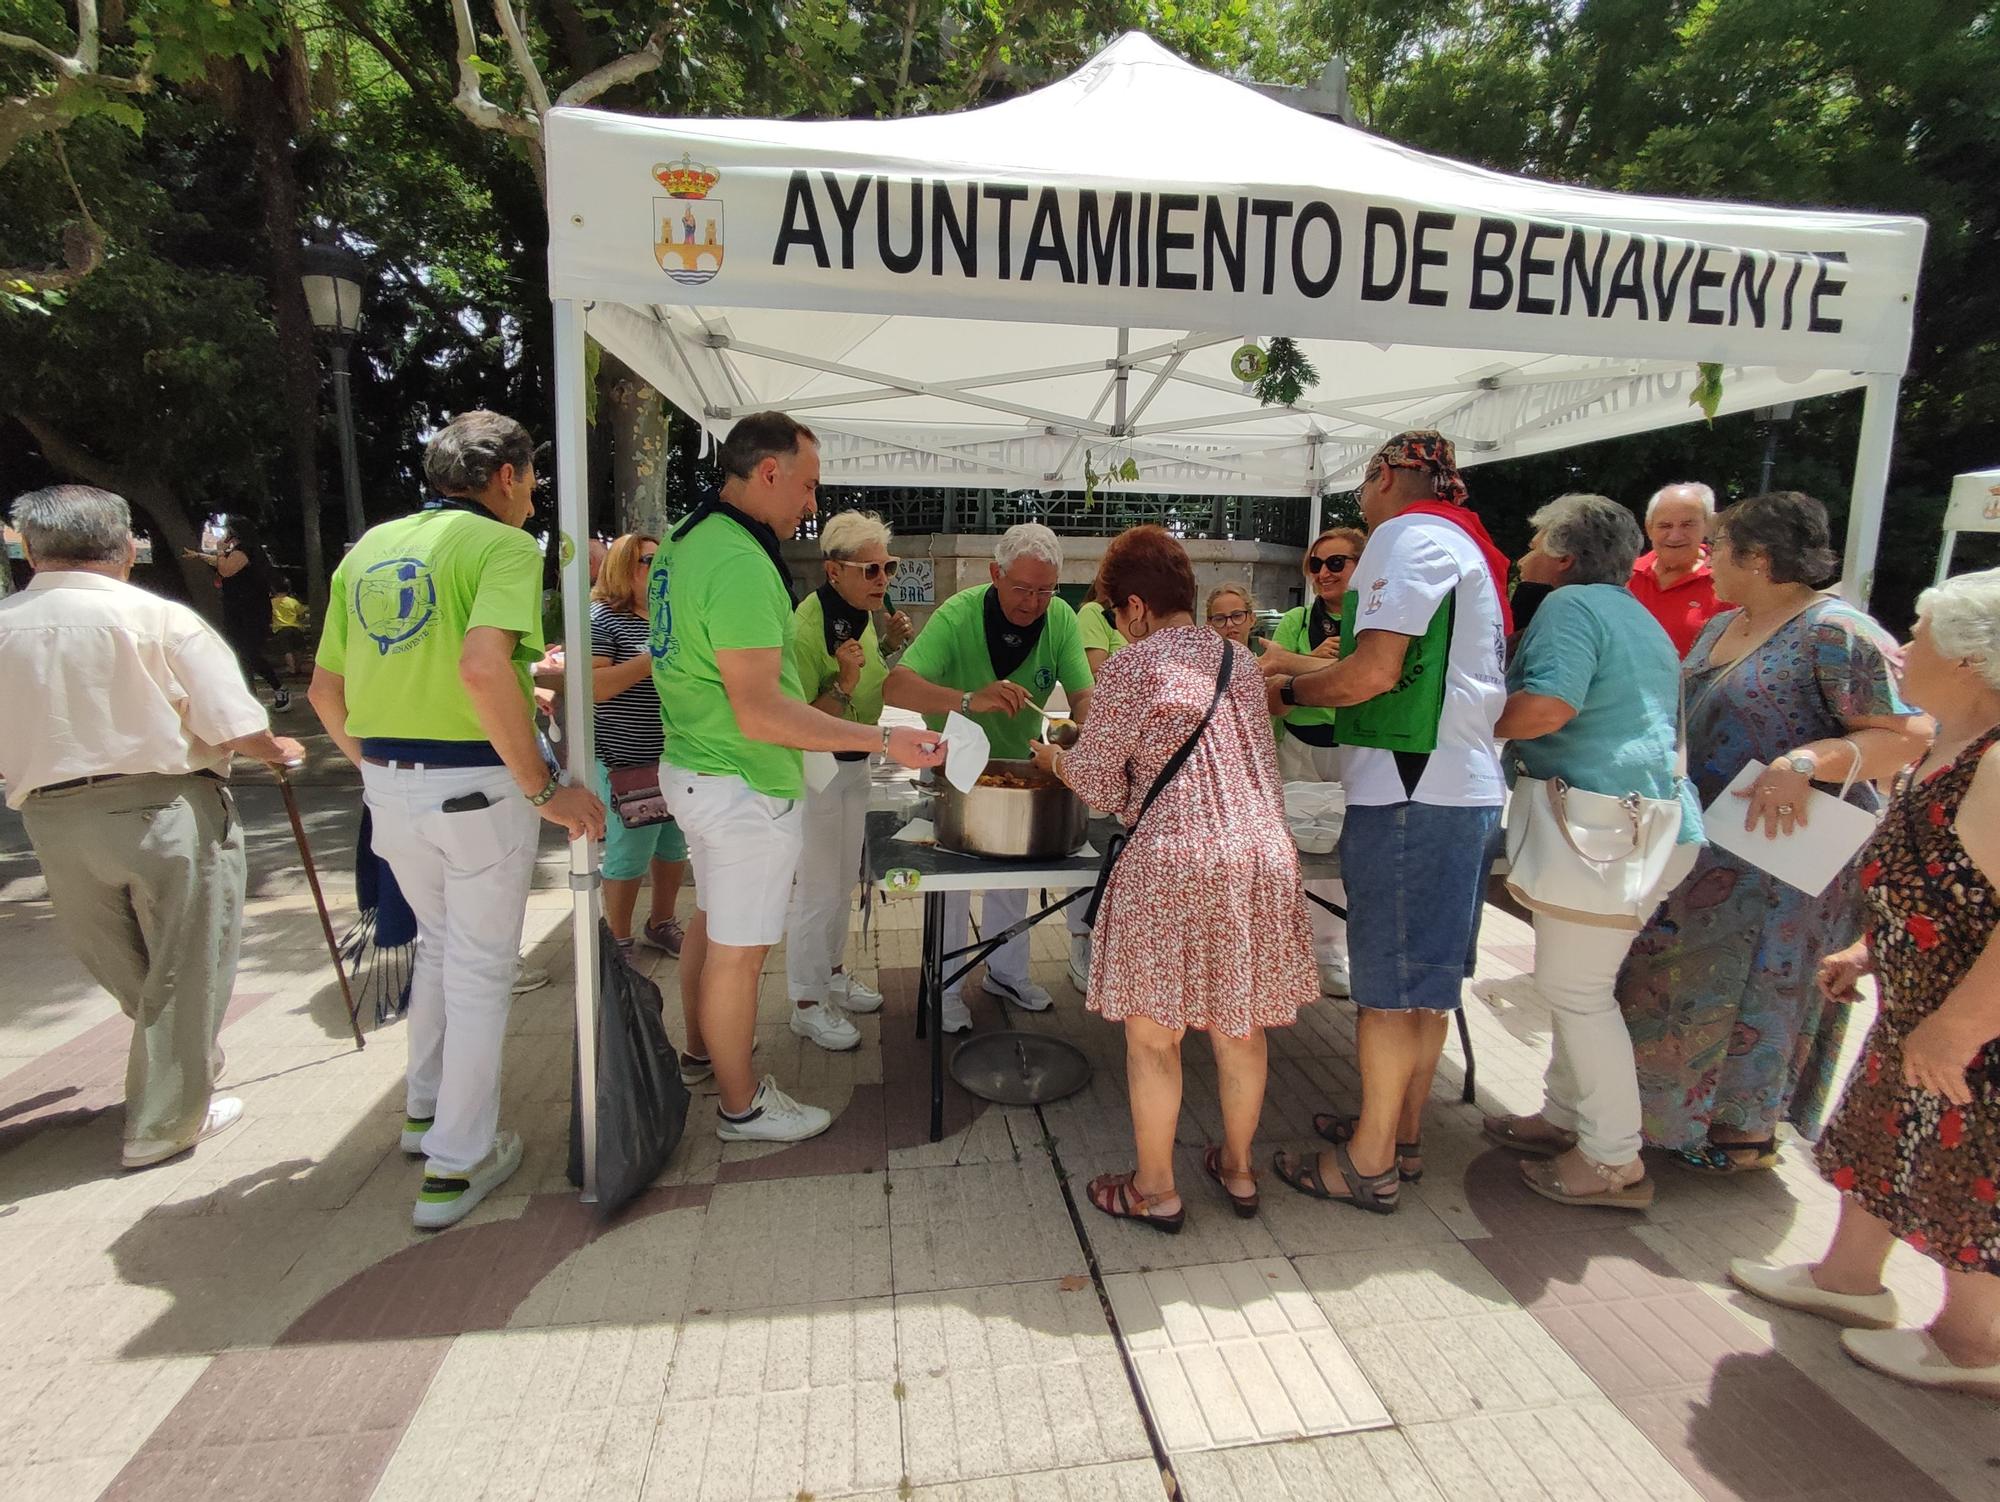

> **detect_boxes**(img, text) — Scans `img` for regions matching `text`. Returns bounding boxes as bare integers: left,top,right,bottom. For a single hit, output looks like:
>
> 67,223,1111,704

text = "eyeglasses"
1207,610,1251,628
1001,582,1057,602
1306,554,1356,574
832,558,900,581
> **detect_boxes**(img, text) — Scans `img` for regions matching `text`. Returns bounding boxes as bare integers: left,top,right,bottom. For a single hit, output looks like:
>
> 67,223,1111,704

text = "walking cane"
275,764,367,1050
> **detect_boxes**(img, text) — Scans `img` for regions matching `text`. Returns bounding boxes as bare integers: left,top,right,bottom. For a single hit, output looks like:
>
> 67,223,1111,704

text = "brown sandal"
1481,1113,1578,1158
1086,1171,1185,1234
1202,1145,1260,1218
1521,1154,1656,1211
1312,1112,1424,1183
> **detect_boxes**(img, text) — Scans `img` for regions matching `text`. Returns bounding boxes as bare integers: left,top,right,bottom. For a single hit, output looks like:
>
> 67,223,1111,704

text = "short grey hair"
820,510,892,559
424,410,536,496
10,485,132,564
1529,493,1645,586
994,522,1062,572
1918,567,2000,693
1646,482,1716,523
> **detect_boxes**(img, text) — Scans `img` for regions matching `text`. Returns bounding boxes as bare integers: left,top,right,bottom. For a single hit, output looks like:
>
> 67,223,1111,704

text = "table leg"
923,890,946,1143
1456,1008,1476,1105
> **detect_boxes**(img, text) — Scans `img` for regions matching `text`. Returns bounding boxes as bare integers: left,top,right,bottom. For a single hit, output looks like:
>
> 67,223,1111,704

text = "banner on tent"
547,115,1923,375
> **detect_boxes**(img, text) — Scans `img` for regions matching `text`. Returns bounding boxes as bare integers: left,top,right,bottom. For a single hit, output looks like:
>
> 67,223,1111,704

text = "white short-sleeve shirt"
1334,512,1507,808
0,572,268,807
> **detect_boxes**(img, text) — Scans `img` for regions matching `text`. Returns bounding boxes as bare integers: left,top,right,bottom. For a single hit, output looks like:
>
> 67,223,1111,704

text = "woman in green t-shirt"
1255,528,1366,998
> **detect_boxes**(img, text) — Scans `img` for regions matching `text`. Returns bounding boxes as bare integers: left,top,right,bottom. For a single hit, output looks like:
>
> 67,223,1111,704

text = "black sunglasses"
1306,554,1356,574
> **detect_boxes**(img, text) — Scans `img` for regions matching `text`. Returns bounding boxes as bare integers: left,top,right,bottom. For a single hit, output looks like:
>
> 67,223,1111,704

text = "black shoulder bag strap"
1083,641,1233,929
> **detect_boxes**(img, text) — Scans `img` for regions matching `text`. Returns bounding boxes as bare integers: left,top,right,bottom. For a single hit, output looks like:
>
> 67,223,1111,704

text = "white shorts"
661,765,804,948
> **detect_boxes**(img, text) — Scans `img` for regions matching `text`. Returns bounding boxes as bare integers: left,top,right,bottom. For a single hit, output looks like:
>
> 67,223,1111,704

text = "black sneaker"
273,687,292,712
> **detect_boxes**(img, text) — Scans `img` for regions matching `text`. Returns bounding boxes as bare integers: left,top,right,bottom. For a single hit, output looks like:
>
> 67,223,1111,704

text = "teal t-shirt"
899,585,1092,759
791,588,886,728
1075,600,1127,658
1506,583,1703,843
649,514,805,799
318,506,543,740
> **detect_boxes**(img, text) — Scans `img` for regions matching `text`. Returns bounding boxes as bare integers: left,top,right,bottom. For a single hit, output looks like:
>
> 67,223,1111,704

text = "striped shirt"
590,602,663,768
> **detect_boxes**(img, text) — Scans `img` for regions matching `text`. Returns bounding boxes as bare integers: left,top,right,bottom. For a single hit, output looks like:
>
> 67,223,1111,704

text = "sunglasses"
1306,554,1356,574
832,558,900,581
1207,610,1251,628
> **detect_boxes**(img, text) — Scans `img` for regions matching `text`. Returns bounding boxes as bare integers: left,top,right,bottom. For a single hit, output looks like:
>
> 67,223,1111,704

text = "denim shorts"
1340,801,1502,1012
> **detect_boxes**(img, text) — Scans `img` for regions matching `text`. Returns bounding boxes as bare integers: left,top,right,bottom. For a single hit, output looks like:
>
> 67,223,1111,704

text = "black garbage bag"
568,920,691,1219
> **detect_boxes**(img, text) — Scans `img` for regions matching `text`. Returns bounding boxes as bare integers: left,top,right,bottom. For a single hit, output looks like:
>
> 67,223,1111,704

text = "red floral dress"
1060,625,1318,1035
1814,727,2000,1272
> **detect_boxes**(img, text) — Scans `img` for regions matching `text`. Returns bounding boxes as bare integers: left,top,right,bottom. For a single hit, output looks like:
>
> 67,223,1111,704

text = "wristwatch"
1781,751,1819,779
1278,679,1298,708
830,685,854,711
958,691,974,714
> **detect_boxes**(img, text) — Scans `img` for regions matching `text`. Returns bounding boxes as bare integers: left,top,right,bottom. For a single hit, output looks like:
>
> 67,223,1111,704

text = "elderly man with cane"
0,486,304,1169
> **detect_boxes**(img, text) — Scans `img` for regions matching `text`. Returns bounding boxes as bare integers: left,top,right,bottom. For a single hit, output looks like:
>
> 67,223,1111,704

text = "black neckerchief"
672,496,792,590
817,582,871,654
422,495,493,519
1307,598,1338,650
983,585,1046,680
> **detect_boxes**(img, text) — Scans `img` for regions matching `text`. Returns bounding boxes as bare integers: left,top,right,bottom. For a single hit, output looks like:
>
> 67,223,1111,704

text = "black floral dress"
1814,727,2000,1273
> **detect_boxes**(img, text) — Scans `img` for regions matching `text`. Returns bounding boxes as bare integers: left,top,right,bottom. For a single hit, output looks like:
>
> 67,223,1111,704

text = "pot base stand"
949,1029,1092,1106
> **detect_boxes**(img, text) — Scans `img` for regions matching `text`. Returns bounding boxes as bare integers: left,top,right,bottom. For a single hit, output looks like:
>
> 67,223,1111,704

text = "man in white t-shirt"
1267,431,1509,1215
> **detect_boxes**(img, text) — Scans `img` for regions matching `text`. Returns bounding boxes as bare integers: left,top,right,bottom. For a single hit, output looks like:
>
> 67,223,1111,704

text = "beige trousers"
23,773,245,1147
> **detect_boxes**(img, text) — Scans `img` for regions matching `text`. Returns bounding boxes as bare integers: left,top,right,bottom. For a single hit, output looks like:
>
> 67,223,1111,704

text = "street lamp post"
301,239,370,545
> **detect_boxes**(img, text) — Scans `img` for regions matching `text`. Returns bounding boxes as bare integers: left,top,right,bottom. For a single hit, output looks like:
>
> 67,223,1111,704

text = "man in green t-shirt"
885,523,1093,1032
310,410,605,1232
651,412,943,1145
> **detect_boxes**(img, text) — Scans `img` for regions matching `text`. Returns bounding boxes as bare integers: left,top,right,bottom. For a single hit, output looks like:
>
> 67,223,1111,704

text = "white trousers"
944,889,1031,1000
785,757,870,1001
1275,733,1348,966
1531,913,1646,1164
361,763,539,1176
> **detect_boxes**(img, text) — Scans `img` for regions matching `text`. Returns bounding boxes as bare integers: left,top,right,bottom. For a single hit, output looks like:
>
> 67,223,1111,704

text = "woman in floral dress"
1032,526,1317,1232
1614,493,1929,1171
1733,568,2000,1395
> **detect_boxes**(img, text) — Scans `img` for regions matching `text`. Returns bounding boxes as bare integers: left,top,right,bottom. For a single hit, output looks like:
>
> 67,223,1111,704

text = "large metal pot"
932,760,1088,859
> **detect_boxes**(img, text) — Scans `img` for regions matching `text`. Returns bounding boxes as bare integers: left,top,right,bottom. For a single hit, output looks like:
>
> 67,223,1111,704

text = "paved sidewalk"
0,777,1992,1501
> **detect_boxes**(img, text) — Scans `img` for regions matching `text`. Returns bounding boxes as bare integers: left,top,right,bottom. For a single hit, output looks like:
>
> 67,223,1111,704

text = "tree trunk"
15,412,212,608
604,356,671,538
237,57,329,621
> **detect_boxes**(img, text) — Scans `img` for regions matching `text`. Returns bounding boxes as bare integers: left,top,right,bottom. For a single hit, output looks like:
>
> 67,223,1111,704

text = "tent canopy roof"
545,32,1926,497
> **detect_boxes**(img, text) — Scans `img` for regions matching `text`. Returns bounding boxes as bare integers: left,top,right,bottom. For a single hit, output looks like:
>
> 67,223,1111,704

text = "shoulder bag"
1502,681,1688,930
1083,641,1233,928
607,764,672,830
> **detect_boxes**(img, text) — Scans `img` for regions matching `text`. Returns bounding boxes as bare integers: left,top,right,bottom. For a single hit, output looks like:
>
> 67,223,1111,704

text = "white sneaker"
511,966,549,995
790,1001,862,1052
716,1075,832,1143
1068,935,1091,994
987,975,1053,1013
941,992,973,1034
678,1036,760,1090
400,1114,434,1155
1471,974,1543,1010
414,1131,523,1230
122,1096,244,1169
1319,957,1351,998
830,972,883,1014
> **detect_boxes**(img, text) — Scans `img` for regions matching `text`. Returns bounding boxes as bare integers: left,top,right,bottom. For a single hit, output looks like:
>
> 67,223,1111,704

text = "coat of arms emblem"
653,153,724,286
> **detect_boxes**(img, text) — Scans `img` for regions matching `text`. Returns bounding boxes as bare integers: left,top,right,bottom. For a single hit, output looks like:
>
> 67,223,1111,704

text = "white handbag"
1503,683,1690,930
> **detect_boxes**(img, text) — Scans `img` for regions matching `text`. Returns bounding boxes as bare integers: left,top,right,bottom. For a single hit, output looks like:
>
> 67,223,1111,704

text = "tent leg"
1839,374,1900,609
554,297,601,1205
1936,528,1959,587
1307,489,1323,543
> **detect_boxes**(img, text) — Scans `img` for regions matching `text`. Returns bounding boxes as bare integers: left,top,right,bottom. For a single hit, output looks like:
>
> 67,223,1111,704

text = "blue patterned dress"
1615,600,1911,1151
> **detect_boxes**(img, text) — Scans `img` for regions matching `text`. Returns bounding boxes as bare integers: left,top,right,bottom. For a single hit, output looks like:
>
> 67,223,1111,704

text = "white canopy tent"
1937,467,2000,583
542,33,1926,1195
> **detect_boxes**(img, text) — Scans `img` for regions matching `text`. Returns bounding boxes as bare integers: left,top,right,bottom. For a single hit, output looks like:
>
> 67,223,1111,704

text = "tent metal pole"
1936,528,1959,587
1113,329,1130,434
553,297,601,1204
1840,374,1900,608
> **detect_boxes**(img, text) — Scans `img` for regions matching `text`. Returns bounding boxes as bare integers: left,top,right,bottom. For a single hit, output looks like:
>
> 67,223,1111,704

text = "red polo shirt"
1628,550,1725,657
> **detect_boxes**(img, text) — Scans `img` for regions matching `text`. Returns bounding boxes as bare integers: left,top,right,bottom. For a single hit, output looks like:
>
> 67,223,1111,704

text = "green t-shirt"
899,585,1093,760
1075,600,1127,658
1271,604,1339,741
792,588,886,728
317,507,543,741
650,513,805,799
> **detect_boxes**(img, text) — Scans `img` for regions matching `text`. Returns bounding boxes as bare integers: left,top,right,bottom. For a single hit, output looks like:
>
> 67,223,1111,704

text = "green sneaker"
414,1132,523,1231
400,1115,434,1155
